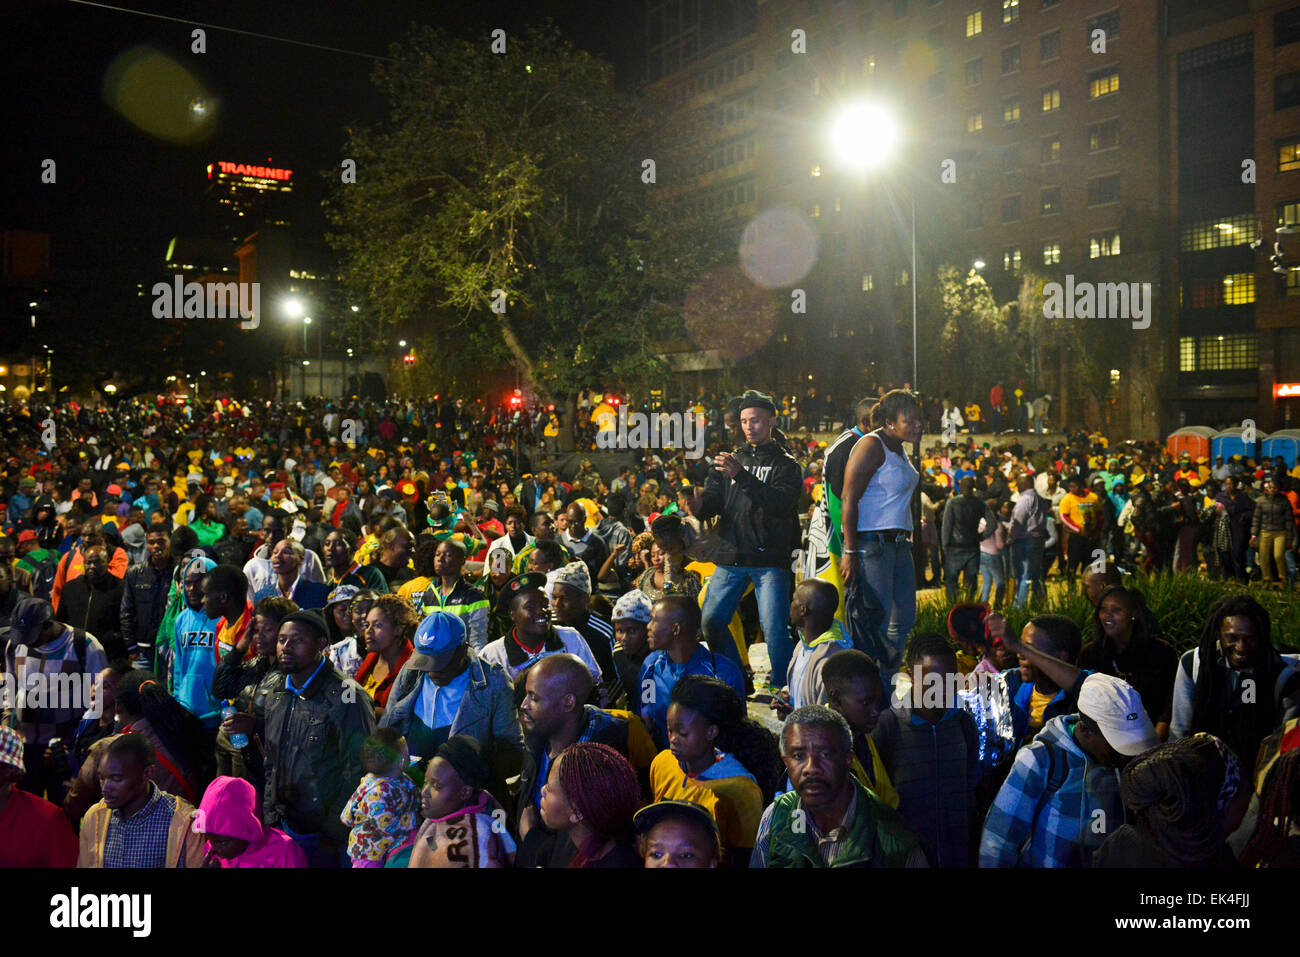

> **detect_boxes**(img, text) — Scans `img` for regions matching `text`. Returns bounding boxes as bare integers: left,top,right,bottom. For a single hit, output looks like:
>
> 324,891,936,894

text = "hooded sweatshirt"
197,776,307,868
978,715,1124,868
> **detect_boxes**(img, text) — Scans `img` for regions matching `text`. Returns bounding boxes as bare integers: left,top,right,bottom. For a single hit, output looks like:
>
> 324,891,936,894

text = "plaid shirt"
103,782,176,868
978,715,1124,868
3,626,108,747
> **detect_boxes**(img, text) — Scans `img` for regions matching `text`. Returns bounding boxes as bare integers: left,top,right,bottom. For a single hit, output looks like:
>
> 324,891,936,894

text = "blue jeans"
701,564,793,684
844,537,916,673
945,547,980,602
1010,538,1046,607
979,552,1004,604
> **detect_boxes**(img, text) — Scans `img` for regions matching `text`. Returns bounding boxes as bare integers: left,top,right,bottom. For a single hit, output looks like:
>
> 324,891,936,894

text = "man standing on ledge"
687,391,801,694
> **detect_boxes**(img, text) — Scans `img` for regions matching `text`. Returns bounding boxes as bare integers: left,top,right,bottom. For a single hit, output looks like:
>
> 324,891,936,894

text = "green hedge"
913,574,1299,654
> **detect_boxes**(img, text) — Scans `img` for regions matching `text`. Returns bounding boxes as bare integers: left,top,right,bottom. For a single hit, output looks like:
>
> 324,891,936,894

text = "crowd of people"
0,387,1297,869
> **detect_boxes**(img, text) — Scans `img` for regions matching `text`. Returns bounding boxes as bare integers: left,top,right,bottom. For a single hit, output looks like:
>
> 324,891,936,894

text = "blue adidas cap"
409,611,467,671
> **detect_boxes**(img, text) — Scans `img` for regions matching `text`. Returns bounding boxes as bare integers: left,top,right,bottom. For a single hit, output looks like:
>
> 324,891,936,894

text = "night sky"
1,0,644,281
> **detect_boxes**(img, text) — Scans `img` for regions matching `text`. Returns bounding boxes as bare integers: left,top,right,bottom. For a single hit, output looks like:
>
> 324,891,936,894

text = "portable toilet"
1262,429,1300,468
1212,427,1266,463
1166,426,1215,462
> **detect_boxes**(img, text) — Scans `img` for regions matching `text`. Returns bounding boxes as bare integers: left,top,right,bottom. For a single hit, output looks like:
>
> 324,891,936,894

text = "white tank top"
857,435,919,532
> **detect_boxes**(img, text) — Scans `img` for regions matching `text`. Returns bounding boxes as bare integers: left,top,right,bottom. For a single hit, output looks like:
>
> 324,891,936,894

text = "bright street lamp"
283,297,304,318
973,258,986,271
827,102,902,172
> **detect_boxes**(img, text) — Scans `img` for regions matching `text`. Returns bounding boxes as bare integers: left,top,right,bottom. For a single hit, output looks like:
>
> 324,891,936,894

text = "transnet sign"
207,161,293,182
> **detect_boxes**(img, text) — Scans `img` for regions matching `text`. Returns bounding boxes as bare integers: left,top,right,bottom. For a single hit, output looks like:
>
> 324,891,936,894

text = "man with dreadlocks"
651,675,781,867
1170,595,1300,771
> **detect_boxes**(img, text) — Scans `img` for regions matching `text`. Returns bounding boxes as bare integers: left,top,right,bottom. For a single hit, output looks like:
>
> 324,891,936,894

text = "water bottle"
222,700,249,749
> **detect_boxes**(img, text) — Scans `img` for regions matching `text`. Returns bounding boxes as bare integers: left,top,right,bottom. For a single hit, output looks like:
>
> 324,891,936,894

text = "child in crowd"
340,728,421,868
820,650,899,809
384,735,516,868
652,675,781,867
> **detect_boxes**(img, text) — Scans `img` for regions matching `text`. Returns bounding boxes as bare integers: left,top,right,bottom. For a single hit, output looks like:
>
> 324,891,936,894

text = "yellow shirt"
1029,686,1053,729
1058,491,1100,535
852,735,900,810
398,576,434,603
649,750,764,851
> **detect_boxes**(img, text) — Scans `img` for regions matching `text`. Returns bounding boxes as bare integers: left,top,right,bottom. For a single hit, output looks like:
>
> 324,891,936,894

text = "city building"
643,0,1300,435
205,158,294,246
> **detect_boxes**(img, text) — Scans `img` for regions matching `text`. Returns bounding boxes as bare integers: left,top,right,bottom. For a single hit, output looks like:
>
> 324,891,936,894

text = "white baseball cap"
1078,673,1159,756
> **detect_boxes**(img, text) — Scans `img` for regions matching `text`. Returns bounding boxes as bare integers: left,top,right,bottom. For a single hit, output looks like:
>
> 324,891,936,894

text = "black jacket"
696,440,802,567
56,573,125,657
119,559,175,667
941,492,988,549
262,659,375,846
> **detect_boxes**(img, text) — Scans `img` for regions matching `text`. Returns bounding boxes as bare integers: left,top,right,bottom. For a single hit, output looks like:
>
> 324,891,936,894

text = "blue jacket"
638,644,746,747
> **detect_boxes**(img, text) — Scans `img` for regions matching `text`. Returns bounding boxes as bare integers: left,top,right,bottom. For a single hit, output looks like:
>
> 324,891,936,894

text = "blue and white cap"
409,611,467,671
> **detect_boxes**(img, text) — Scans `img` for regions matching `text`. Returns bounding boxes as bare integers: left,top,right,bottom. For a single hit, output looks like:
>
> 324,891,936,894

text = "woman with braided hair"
1240,743,1300,867
1094,733,1246,867
649,674,781,867
1170,595,1300,772
537,742,642,868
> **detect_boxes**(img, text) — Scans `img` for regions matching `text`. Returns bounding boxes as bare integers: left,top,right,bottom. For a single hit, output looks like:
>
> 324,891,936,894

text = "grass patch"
914,573,1299,655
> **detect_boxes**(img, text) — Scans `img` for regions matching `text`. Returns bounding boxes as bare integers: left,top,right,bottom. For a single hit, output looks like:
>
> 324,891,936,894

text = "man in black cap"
2,595,108,796
687,389,802,689
479,572,601,683
262,608,375,867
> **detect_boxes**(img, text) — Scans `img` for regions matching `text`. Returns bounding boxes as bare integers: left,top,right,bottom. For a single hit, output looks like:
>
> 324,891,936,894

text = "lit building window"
1043,242,1061,265
968,112,983,132
966,10,982,37
1179,215,1257,252
1003,247,1022,274
1042,85,1060,112
1089,231,1121,258
1280,138,1300,171
862,273,874,291
1089,69,1120,99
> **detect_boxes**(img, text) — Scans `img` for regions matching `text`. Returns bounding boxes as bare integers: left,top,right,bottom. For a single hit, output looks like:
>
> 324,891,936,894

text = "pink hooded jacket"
196,776,308,868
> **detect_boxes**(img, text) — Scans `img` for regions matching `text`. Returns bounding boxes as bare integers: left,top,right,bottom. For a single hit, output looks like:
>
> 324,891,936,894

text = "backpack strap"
73,628,88,674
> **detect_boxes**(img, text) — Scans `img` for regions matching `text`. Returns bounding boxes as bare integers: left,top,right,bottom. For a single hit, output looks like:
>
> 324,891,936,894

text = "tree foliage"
326,25,728,398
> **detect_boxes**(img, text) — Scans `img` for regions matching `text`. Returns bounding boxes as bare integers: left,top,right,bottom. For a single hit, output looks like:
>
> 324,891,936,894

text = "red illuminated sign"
213,161,293,181
1277,382,1300,397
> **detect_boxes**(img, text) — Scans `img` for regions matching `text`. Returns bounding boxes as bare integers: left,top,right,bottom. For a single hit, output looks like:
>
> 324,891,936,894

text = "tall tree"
327,25,726,397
